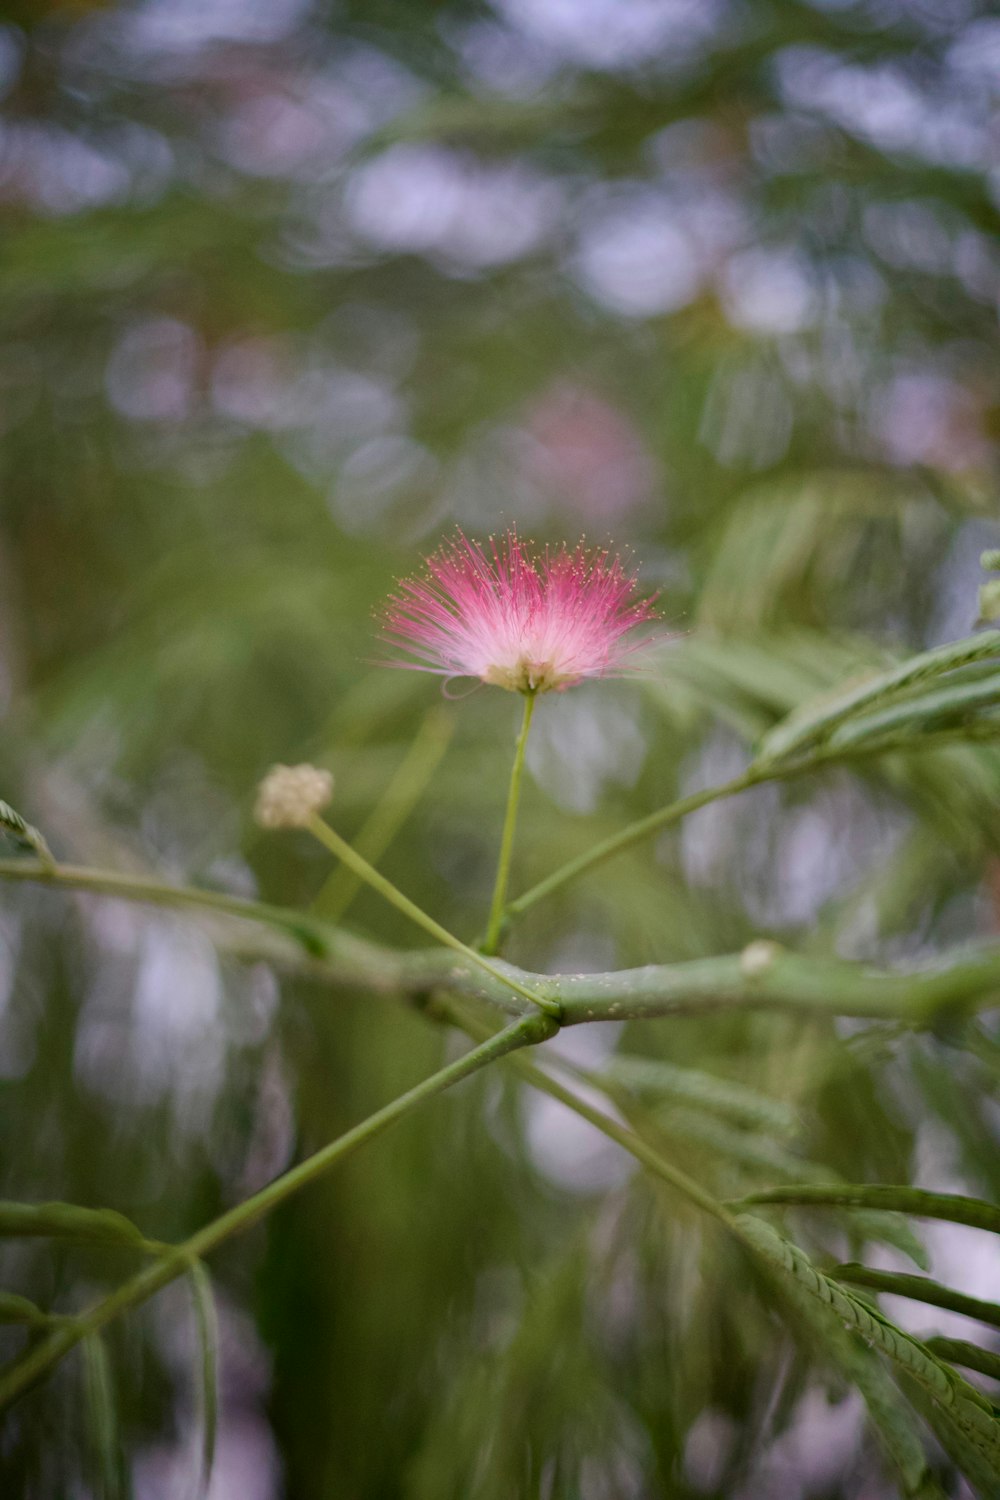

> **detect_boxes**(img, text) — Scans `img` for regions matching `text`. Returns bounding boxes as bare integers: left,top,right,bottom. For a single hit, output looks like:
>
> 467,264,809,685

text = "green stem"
305,814,561,1019
483,691,535,954
506,766,764,920
0,1011,553,1412
0,859,338,953
504,719,998,922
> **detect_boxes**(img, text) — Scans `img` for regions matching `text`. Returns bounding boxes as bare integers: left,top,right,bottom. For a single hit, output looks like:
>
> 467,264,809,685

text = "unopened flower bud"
979,580,1000,624
254,764,333,829
740,939,781,978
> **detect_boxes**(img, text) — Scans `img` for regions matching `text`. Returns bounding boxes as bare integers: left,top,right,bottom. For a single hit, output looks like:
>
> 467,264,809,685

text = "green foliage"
1,0,1000,1493
756,631,1000,764
765,1255,942,1498
736,1216,1000,1483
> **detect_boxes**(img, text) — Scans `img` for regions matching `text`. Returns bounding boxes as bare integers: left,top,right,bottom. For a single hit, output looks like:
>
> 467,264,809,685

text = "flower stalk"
483,690,535,955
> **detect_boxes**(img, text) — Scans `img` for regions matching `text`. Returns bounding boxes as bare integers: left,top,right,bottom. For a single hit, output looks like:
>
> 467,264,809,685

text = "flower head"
254,764,334,829
381,531,657,694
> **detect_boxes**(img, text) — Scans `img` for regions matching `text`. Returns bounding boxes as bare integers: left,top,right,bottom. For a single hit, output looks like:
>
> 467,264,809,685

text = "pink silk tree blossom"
381,530,657,694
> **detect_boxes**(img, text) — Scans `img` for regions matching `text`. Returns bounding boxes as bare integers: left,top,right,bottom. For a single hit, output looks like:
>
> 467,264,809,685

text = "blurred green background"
1,0,1000,1494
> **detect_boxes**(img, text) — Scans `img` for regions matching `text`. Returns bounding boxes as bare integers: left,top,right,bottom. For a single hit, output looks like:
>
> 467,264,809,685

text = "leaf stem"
483,691,535,954
506,766,764,919
305,813,561,1019
0,1011,553,1412
503,718,1000,922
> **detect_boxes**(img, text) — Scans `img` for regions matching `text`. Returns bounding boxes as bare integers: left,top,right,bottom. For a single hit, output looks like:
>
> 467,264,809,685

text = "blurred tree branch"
1,855,999,1029
0,1008,557,1412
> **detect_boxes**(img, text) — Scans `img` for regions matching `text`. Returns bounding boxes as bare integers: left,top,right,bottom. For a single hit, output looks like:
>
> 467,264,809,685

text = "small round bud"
254,764,333,830
740,939,781,978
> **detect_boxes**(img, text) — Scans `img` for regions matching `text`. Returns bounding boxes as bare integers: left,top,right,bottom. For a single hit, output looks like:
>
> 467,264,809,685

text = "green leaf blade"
736,1215,1000,1490
733,1184,1000,1235
0,1201,148,1249
925,1338,1000,1384
835,1264,1000,1331
603,1054,798,1135
756,630,1000,764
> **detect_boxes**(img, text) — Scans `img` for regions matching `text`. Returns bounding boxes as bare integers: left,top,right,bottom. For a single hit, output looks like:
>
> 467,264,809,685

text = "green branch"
505,766,764,919
546,945,1000,1026
0,858,342,956
504,721,1000,921
2,857,1000,1026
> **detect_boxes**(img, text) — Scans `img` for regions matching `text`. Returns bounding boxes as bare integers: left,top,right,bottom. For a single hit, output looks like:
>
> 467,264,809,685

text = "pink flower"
381,531,658,694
